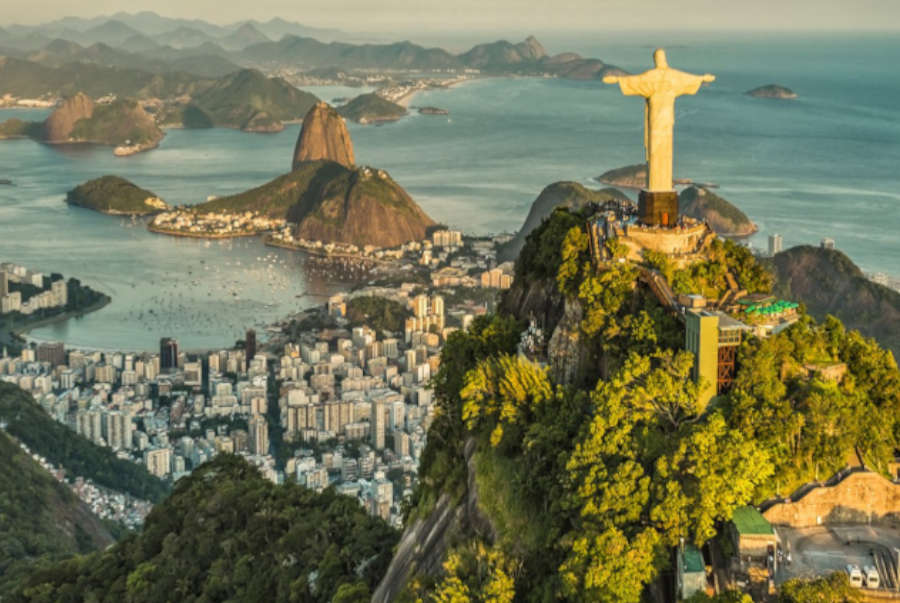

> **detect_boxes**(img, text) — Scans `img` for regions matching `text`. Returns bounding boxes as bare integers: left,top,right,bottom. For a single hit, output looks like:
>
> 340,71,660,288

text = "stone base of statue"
638,190,679,227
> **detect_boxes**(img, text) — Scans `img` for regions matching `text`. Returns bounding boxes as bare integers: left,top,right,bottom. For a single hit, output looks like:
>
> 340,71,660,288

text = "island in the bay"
0,92,164,155
746,84,798,99
338,93,407,124
418,106,450,115
66,176,171,215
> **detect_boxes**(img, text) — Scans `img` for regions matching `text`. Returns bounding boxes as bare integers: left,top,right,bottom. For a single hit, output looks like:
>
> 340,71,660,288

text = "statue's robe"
612,68,708,192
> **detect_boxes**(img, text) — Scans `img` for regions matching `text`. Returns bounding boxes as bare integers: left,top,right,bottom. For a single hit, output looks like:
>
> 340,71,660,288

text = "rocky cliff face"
292,101,354,170
373,438,494,603
768,246,900,359
42,92,95,142
679,185,756,237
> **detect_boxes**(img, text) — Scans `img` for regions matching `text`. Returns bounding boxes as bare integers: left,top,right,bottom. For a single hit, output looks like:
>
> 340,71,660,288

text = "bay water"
0,32,897,350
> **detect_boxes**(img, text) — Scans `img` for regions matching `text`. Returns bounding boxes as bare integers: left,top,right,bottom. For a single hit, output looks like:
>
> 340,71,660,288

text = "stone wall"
763,471,900,528
617,222,713,265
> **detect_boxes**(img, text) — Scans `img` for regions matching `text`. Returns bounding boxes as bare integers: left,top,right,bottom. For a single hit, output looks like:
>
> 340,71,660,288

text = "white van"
864,566,880,589
847,565,864,588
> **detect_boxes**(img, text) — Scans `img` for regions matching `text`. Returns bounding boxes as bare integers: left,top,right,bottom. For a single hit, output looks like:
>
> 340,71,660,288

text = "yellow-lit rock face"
603,49,715,192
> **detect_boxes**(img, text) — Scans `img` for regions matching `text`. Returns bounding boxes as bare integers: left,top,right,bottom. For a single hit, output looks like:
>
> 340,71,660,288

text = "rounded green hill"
66,175,170,216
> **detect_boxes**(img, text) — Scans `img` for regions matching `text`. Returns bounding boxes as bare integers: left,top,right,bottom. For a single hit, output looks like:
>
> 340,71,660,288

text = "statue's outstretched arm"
602,75,620,84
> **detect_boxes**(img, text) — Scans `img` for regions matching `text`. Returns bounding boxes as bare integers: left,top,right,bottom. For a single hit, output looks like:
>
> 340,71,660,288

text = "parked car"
864,565,880,589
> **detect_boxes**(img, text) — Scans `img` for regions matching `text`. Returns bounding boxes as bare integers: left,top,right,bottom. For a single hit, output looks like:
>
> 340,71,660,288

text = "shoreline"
147,224,266,239
394,75,476,108
21,294,335,355
9,295,112,342
263,236,393,265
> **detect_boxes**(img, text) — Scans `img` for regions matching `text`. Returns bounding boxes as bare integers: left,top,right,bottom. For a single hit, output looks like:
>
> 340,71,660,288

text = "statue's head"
653,48,668,68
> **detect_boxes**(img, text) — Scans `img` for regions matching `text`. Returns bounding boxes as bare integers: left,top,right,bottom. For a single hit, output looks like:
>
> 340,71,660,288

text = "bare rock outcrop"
43,92,94,142
291,101,354,170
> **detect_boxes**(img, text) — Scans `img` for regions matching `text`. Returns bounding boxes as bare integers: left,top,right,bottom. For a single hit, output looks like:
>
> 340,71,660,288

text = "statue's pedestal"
638,190,679,227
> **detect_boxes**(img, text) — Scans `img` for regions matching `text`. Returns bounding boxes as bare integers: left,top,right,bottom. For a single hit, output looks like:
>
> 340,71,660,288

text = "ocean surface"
0,33,898,351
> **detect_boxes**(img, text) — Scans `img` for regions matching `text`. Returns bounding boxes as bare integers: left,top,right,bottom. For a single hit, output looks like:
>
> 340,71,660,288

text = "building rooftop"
682,544,705,574
691,309,751,331
732,505,774,535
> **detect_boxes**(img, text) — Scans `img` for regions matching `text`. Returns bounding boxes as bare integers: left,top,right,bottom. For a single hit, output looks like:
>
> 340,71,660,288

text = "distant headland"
746,84,797,100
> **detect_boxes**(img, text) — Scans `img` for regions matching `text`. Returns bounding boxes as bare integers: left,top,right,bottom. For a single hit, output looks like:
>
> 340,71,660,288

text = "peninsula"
66,176,171,216
678,185,756,238
0,92,164,155
0,262,110,354
595,163,693,189
150,102,435,249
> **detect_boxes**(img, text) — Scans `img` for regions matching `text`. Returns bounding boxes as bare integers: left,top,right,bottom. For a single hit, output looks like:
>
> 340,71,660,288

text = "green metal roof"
731,505,774,535
682,544,705,574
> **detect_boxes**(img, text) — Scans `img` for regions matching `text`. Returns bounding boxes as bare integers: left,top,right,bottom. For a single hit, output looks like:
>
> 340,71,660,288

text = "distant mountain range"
0,13,622,88
0,11,344,49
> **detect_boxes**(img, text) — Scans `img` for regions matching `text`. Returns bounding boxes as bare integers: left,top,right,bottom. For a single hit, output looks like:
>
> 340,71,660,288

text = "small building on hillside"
685,310,751,407
677,544,707,600
730,506,777,561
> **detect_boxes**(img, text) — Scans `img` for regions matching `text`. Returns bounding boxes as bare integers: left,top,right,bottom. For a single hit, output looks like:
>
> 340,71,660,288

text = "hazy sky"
5,0,900,32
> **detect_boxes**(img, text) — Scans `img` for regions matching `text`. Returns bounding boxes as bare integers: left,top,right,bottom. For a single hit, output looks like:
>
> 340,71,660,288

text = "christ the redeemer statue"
604,49,714,193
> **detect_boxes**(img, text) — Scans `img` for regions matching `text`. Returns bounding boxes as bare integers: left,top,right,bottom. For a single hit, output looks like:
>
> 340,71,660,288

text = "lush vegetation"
196,160,340,218
338,93,406,123
0,57,210,99
10,455,398,602
0,118,41,139
187,68,318,131
498,181,629,262
722,314,900,496
767,245,900,359
0,383,169,503
0,431,113,597
408,314,524,519
345,296,411,333
68,98,163,146
66,175,169,215
514,206,586,283
403,209,900,601
645,238,773,299
679,185,754,235
778,572,860,602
